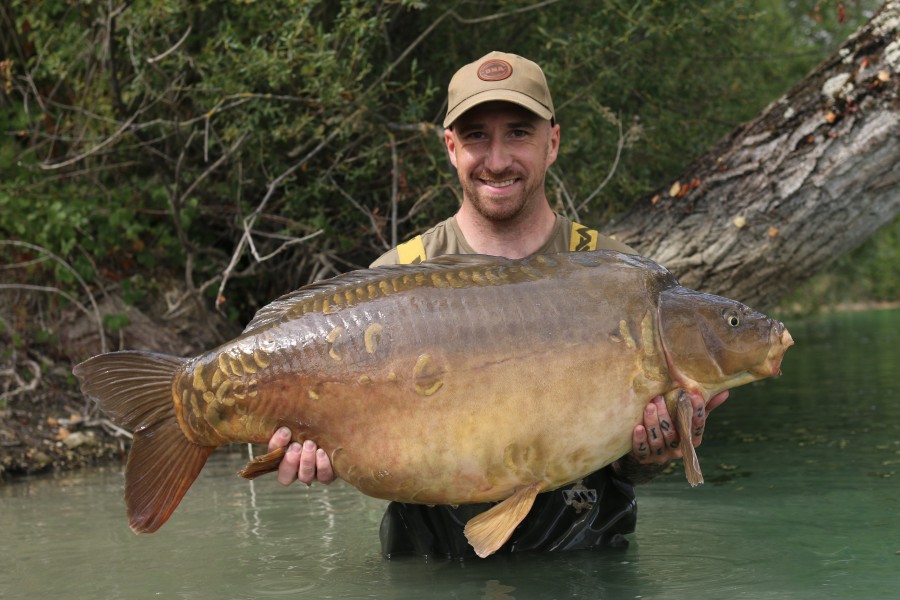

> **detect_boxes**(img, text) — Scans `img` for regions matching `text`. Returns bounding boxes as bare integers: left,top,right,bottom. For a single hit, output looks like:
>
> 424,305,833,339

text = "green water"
1,310,898,599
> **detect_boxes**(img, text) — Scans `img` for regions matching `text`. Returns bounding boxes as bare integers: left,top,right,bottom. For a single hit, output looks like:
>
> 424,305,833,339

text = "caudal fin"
73,351,214,533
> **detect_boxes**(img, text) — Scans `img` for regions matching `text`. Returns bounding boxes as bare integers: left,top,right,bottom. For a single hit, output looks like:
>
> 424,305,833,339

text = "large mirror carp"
74,250,793,557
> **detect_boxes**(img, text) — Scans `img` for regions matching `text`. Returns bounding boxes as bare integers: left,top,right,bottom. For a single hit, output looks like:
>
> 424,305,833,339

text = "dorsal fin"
241,254,520,333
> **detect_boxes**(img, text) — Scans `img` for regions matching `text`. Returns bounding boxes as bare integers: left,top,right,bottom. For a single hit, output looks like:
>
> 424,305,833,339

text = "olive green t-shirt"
370,214,635,267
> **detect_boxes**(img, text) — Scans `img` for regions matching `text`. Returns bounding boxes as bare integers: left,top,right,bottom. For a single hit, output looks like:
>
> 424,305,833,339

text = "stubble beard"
462,171,545,225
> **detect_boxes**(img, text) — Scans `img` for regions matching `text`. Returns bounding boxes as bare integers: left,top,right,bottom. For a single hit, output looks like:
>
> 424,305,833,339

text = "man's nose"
484,138,513,172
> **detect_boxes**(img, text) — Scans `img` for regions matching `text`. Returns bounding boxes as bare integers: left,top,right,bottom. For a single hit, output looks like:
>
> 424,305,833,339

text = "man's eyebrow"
507,120,537,129
455,122,485,134
456,120,538,134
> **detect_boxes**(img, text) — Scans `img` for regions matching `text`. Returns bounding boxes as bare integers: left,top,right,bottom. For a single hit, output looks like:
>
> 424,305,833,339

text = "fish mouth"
760,322,794,376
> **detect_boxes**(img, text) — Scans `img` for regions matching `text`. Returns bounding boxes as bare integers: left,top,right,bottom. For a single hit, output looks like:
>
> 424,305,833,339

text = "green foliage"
102,313,130,333
0,0,887,325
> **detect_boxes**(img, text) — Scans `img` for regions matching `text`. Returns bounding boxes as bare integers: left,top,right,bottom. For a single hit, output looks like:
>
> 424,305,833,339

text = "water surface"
1,309,898,599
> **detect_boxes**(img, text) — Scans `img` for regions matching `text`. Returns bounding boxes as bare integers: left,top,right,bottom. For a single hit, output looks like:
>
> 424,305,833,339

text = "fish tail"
73,351,214,533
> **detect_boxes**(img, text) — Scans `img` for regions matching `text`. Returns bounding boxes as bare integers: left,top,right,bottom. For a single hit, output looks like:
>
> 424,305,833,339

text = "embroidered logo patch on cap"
477,59,512,81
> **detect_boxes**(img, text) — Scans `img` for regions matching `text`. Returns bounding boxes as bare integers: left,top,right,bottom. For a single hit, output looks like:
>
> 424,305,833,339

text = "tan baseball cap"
443,51,555,128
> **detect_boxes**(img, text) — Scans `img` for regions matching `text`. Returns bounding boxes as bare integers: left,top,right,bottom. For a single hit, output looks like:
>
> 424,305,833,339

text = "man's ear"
444,127,458,168
546,122,560,168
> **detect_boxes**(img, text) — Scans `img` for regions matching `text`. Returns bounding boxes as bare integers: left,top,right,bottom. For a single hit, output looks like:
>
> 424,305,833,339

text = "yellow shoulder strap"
396,235,427,265
569,221,599,252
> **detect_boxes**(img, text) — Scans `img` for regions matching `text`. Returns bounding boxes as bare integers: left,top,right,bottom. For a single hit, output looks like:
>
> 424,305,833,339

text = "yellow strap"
396,235,427,264
569,222,599,252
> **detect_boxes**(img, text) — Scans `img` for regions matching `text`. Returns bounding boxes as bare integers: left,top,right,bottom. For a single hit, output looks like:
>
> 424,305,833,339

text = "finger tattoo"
650,427,658,440
660,419,671,432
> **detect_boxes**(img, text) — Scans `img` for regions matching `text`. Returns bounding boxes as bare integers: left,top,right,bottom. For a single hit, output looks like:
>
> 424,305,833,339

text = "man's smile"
479,177,518,188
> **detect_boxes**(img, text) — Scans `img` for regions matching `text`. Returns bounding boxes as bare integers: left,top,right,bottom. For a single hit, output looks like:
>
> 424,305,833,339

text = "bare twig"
576,116,625,213
94,418,133,439
214,110,364,308
0,284,92,317
548,168,579,219
389,133,400,248
328,174,389,251
245,229,325,263
38,111,138,170
447,0,563,24
146,24,192,64
0,240,107,353
0,358,41,402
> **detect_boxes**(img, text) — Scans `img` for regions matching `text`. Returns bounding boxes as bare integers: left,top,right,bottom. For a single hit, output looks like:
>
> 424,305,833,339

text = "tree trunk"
606,1,900,309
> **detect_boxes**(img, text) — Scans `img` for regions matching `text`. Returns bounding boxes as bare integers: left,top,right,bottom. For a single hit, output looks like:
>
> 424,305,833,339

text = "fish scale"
73,250,793,557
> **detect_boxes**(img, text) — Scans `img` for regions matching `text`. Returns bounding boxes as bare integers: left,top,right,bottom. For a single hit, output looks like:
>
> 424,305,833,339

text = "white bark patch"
885,39,900,70
822,73,852,100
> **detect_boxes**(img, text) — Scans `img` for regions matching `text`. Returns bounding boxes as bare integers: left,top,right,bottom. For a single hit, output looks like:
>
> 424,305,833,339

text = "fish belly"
176,254,672,505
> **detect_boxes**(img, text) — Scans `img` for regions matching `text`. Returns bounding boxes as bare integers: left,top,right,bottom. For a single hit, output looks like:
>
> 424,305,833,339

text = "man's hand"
630,391,729,465
267,427,335,486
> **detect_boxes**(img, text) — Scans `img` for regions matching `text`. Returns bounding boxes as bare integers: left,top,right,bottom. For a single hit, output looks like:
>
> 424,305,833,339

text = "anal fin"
464,482,541,558
239,446,287,479
675,390,704,486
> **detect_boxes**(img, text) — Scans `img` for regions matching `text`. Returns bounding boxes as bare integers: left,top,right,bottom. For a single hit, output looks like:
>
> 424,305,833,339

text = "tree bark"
606,1,900,309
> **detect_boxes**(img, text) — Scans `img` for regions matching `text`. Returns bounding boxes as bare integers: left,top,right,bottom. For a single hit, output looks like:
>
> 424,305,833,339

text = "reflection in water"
1,310,898,599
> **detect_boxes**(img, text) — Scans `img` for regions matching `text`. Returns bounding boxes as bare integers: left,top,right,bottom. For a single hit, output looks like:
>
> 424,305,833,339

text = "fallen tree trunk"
607,0,900,309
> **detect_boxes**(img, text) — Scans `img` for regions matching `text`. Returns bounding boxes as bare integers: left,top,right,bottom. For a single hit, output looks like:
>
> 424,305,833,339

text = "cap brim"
443,90,553,128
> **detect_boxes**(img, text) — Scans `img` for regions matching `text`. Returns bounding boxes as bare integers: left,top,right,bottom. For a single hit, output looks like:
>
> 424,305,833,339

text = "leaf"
669,181,682,197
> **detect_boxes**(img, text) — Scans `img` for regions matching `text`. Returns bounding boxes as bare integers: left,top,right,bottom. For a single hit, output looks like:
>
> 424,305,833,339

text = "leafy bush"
0,0,884,326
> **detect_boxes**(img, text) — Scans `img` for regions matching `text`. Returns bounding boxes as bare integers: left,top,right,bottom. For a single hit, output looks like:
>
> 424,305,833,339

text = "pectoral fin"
464,482,541,558
239,446,287,479
675,391,704,486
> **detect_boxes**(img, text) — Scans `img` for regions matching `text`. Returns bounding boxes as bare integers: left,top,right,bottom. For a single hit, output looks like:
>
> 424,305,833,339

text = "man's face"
445,102,560,224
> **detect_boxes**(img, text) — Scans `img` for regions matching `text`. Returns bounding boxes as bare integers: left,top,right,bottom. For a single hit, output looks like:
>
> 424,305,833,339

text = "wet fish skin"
73,250,793,556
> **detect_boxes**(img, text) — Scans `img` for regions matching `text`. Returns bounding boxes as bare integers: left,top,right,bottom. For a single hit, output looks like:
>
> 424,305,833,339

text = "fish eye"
725,312,741,327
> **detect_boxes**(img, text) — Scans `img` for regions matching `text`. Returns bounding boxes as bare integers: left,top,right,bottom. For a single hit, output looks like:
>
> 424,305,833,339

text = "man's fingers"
268,426,292,452
707,390,729,413
277,442,302,486
653,396,680,452
632,425,650,462
297,440,318,485
315,448,335,484
642,398,671,461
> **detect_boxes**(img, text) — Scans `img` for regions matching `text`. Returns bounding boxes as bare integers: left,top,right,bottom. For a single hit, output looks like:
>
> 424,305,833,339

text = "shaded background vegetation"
1,0,896,370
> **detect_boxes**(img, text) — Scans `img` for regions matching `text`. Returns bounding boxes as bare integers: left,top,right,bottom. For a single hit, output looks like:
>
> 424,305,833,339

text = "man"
268,51,728,557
